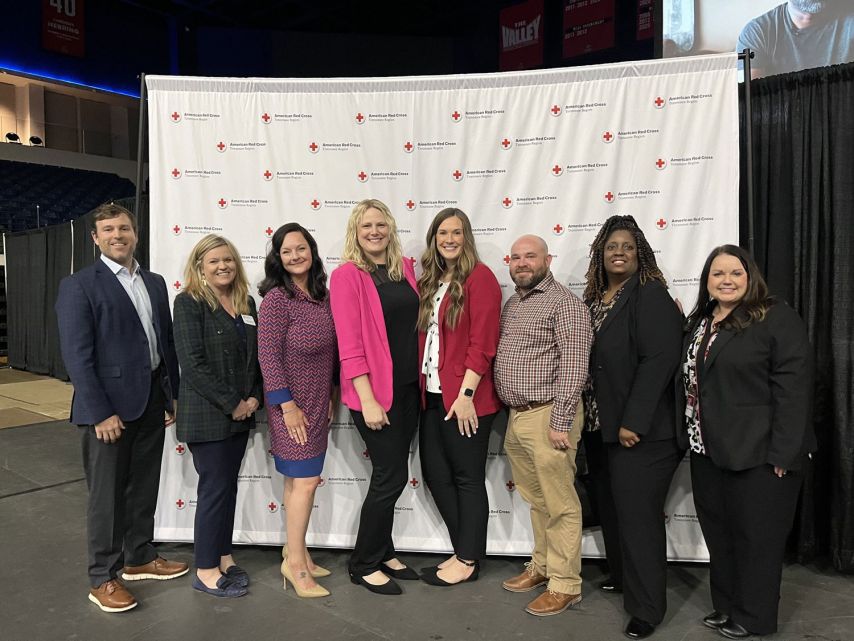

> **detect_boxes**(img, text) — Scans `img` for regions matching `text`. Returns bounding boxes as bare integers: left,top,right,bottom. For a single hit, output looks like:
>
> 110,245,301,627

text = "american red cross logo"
503,255,510,265
264,170,273,180
362,449,370,458
451,110,461,121
268,501,278,513
552,164,563,176
405,200,416,211
502,197,513,208
261,112,271,123
404,141,413,152
173,280,181,290
216,141,226,152
309,142,318,153
218,198,227,209
655,96,665,108
355,112,365,124
176,498,185,508
409,478,420,488
603,131,613,142
506,480,515,491
554,224,564,235
310,199,321,210
357,171,368,182
551,104,562,116
656,218,668,229
604,192,615,203
318,477,326,487
175,444,185,454
656,158,666,169
501,138,512,149
171,168,181,178
172,225,181,235
171,111,180,122
452,169,462,181
265,227,273,236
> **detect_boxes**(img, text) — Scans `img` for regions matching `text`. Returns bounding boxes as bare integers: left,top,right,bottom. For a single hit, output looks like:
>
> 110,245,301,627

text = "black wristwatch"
462,388,474,398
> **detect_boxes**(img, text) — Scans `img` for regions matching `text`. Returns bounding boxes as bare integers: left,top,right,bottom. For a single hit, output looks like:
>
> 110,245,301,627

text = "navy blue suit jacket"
55,259,179,426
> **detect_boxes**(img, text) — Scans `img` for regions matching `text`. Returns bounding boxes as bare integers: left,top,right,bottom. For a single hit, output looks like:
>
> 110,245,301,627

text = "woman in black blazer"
174,234,263,598
682,245,814,639
581,215,683,640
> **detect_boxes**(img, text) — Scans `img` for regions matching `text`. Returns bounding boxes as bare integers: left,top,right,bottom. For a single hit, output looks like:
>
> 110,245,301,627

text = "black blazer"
680,302,815,471
173,292,264,443
590,275,683,443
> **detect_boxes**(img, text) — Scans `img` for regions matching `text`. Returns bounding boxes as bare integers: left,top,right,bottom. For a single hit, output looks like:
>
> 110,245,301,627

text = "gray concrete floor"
2,421,852,641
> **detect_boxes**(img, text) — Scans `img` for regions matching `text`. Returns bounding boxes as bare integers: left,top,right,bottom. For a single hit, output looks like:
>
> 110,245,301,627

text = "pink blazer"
329,259,418,411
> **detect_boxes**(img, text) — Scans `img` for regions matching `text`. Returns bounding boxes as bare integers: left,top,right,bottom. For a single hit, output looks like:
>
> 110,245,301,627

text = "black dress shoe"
349,573,402,595
702,611,729,629
598,579,623,594
420,562,479,586
381,564,419,580
719,619,752,639
624,617,656,640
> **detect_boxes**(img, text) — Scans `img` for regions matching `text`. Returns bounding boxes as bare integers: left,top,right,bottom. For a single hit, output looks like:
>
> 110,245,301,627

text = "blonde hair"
417,209,480,331
182,234,251,314
341,199,404,281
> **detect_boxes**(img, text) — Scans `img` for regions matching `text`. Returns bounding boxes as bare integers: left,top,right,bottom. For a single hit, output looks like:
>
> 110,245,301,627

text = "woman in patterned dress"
258,223,337,598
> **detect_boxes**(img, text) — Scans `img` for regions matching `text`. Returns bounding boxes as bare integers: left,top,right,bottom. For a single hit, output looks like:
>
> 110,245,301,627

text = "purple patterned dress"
258,286,336,477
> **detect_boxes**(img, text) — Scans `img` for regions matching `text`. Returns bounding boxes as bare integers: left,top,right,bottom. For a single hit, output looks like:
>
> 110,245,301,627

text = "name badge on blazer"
241,314,256,326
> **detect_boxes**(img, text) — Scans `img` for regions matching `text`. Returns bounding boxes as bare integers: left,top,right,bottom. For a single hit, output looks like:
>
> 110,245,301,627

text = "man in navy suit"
56,203,187,612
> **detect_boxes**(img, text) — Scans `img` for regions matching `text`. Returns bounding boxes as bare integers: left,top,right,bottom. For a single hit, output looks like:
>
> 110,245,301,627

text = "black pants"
80,374,166,588
349,382,419,576
188,430,250,569
610,437,682,625
691,453,803,635
582,430,623,587
419,392,495,560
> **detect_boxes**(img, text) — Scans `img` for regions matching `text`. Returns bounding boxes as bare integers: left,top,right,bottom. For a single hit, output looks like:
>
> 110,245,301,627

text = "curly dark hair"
583,215,666,303
258,223,328,300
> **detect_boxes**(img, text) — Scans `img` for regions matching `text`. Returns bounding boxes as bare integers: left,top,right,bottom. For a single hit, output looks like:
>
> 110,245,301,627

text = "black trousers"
581,430,623,587
188,430,250,569
80,373,166,588
610,437,682,625
691,453,803,635
349,382,419,576
419,392,495,560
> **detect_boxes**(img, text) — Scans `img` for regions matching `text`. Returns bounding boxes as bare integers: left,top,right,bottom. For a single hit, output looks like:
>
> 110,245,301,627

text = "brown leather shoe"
88,579,137,612
524,589,582,616
122,556,189,581
502,562,548,593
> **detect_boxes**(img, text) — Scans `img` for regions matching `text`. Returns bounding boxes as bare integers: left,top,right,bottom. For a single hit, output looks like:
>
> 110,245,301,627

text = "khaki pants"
504,403,583,594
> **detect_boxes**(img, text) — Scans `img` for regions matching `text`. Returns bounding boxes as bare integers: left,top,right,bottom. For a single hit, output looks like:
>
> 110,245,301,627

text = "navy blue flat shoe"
192,575,248,598
223,565,249,588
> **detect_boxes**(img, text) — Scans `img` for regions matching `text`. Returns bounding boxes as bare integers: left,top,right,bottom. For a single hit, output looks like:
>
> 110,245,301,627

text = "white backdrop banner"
147,53,738,561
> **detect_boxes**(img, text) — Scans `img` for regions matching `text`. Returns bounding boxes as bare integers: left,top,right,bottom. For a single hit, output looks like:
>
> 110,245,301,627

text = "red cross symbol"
554,224,564,234
310,199,321,210
506,480,515,491
261,112,271,123
405,200,416,210
172,225,181,234
503,255,510,265
265,227,273,236
501,138,511,149
171,112,180,121
551,104,561,115
552,164,562,176
357,171,368,182
409,478,419,488
264,170,273,180
603,131,613,142
656,158,666,169
502,197,512,208
216,141,225,151
309,142,318,152
173,280,181,290
362,449,370,458
655,96,665,108
604,192,615,203
451,110,461,121
452,170,462,181
218,198,227,208
171,168,180,178
268,501,278,512
656,218,668,229
355,112,365,123
404,141,413,152
318,477,325,487
175,444,185,454
176,498,185,508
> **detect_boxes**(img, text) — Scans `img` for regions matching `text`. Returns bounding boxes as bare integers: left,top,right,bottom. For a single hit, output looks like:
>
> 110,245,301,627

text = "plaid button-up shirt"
494,271,593,432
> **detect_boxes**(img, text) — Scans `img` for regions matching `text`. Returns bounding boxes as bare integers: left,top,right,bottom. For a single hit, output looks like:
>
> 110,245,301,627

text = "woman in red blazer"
416,208,503,587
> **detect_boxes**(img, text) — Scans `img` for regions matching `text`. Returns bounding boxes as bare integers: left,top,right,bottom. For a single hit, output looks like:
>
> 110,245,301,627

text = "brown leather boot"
502,561,548,593
524,589,582,616
88,579,137,613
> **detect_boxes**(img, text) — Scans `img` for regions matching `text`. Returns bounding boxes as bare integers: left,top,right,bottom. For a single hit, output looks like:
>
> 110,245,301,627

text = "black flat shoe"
382,564,419,580
719,619,752,639
598,579,623,594
349,573,402,595
420,562,479,586
624,617,656,639
703,611,729,629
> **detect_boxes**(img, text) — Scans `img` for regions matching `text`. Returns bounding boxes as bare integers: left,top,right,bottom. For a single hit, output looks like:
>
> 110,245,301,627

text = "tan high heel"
282,543,331,578
280,560,329,597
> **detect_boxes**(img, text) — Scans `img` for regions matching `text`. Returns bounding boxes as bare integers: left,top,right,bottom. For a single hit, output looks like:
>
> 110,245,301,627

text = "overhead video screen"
663,0,854,78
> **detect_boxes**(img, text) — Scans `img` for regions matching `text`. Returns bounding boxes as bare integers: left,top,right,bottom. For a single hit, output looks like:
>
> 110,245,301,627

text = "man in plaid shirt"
494,235,593,616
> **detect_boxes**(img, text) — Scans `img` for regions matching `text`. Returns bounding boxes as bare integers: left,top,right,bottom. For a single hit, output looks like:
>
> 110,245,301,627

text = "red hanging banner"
499,0,545,71
563,0,616,59
42,0,86,58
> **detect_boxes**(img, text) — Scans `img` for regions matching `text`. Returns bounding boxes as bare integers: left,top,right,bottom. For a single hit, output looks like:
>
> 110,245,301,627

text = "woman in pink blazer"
415,208,502,587
329,199,420,596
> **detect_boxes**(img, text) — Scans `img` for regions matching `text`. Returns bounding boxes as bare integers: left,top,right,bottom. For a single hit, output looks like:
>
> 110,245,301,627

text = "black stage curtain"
45,223,73,380
747,62,854,572
5,232,33,371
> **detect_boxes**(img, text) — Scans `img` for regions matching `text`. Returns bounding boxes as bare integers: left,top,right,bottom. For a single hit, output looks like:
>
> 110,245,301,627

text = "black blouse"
372,265,419,386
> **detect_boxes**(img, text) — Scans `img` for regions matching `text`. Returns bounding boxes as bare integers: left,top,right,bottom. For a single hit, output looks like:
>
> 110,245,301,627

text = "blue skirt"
274,452,325,478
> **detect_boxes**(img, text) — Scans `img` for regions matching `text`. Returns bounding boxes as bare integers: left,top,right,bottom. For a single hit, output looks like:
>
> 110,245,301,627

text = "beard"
789,0,826,14
511,265,549,290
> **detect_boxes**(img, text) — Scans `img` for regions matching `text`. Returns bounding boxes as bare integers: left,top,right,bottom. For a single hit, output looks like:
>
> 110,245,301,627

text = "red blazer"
418,262,503,416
